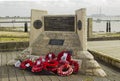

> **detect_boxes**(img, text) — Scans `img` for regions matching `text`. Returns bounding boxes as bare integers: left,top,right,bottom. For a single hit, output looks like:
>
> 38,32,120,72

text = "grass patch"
0,27,30,32
0,31,29,37
0,31,29,42
93,32,120,38
0,37,29,42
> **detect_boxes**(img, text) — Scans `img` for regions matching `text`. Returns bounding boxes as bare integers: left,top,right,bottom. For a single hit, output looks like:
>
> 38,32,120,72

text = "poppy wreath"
31,57,45,72
20,59,34,70
57,51,71,62
43,60,58,73
45,53,56,61
17,51,79,76
70,60,79,73
58,60,70,67
57,63,73,76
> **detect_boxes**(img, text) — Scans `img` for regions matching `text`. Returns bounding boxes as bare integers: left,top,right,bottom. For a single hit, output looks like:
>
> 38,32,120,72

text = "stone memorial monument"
21,8,107,77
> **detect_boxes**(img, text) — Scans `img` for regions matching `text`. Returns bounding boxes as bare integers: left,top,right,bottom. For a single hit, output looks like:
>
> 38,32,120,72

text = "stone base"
77,51,107,77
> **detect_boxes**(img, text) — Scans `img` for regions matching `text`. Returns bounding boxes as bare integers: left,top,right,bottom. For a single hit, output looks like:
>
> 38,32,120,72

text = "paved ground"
0,51,120,81
88,40,120,61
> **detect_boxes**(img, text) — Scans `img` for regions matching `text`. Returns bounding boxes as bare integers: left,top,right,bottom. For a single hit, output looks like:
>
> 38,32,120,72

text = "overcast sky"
0,0,120,17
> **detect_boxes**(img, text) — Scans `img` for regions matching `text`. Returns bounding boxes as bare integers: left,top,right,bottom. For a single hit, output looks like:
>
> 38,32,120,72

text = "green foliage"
0,37,29,42
0,31,29,42
93,32,120,38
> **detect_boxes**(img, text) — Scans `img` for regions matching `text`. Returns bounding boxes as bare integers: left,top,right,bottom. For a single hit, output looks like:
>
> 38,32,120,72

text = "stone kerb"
89,49,120,69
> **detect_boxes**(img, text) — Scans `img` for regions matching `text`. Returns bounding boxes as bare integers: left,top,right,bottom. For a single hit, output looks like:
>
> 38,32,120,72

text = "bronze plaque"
33,20,42,29
77,20,82,30
44,16,74,31
49,39,64,45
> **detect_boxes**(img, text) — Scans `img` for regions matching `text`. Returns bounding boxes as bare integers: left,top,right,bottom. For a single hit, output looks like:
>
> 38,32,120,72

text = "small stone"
86,72,94,76
85,69,93,73
93,68,107,77
86,60,101,68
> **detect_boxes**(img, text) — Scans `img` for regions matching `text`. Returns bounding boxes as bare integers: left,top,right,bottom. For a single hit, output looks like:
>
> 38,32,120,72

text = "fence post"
106,21,109,32
87,18,93,38
108,21,111,32
24,22,28,32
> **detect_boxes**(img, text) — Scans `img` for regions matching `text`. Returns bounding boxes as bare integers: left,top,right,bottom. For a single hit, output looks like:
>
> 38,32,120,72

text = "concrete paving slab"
88,40,120,61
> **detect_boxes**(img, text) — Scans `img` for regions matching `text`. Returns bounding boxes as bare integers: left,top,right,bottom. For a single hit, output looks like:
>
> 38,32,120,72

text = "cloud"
0,0,120,16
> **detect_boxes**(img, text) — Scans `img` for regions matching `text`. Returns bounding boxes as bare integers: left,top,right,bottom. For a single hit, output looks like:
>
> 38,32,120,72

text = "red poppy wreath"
43,60,58,73
32,57,45,72
57,51,71,62
45,53,56,61
20,59,34,70
70,60,79,73
57,63,73,76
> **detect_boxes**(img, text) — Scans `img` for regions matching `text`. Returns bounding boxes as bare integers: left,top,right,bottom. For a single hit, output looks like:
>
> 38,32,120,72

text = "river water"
93,21,120,32
0,17,120,32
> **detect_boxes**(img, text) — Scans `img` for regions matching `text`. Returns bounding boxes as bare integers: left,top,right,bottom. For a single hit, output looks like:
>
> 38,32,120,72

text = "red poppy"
70,60,79,73
20,59,34,69
43,60,58,73
57,51,71,62
45,53,56,61
31,57,45,72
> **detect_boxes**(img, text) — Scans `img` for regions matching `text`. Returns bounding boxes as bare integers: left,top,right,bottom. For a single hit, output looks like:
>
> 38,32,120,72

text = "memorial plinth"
19,8,107,77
